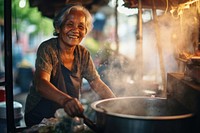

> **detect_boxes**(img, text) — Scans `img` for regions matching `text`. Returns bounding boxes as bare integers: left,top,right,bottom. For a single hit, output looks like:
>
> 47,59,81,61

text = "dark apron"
25,42,79,127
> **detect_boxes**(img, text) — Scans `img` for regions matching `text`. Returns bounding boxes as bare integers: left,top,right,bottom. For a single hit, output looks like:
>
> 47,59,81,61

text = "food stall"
123,0,200,132
3,0,200,132
97,0,199,132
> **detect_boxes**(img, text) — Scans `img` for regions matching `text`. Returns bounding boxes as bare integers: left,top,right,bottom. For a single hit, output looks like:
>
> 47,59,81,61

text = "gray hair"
53,4,93,36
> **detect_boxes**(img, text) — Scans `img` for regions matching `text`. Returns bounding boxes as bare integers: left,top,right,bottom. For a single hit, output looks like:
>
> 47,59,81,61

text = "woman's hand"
63,98,84,117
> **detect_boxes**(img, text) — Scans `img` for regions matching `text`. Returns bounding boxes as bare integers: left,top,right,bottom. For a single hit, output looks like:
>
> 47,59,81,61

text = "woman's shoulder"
40,38,58,47
37,38,58,51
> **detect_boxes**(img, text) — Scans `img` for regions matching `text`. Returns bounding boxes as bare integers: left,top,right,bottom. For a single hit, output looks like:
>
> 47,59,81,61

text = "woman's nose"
71,25,79,32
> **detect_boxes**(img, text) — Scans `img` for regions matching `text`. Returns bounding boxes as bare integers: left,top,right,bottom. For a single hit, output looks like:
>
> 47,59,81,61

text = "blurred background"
1,0,200,130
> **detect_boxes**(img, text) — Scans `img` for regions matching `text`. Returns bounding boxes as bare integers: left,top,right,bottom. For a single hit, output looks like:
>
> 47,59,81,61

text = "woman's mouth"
68,35,79,39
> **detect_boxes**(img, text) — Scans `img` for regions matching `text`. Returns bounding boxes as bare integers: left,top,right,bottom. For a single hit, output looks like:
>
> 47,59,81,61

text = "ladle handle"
80,114,100,133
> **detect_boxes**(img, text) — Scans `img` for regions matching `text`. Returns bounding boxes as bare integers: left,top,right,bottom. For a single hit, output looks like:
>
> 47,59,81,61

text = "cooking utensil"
91,96,195,133
78,114,100,133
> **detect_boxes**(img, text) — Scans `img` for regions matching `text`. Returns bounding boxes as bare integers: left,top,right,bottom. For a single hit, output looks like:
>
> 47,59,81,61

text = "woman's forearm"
36,78,72,106
90,78,116,99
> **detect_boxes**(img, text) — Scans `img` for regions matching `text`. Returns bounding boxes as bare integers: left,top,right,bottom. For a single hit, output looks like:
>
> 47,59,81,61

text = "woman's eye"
64,22,85,30
66,23,73,27
78,25,84,30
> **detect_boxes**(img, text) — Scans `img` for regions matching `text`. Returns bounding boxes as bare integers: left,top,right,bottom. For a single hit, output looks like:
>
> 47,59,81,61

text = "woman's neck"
59,44,75,70
59,41,75,54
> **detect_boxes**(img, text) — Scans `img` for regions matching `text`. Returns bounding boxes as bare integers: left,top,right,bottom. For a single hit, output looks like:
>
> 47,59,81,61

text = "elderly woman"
24,4,115,127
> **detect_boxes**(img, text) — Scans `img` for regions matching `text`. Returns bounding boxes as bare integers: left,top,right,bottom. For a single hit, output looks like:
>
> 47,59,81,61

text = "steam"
142,8,198,70
96,7,199,97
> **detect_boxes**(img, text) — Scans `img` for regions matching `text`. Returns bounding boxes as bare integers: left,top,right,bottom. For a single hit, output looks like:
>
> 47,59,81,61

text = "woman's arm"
35,70,71,105
89,78,116,99
35,70,84,117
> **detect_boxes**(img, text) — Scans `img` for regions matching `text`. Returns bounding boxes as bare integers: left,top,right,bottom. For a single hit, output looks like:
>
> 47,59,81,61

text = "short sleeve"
82,53,100,82
35,43,53,74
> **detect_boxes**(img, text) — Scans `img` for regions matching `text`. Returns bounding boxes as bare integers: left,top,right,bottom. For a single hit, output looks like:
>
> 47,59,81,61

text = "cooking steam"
95,7,199,98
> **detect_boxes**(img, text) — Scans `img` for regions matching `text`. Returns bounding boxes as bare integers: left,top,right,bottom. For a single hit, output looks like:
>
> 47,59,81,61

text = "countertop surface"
168,73,200,92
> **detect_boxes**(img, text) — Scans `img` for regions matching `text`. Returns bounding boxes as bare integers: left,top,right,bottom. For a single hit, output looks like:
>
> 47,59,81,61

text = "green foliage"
0,0,3,18
0,0,53,35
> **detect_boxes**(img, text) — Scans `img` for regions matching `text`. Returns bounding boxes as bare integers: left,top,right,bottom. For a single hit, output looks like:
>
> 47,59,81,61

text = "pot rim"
91,96,194,120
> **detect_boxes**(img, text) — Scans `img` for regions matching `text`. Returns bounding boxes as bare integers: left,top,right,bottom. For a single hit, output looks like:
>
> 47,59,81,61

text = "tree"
0,0,53,36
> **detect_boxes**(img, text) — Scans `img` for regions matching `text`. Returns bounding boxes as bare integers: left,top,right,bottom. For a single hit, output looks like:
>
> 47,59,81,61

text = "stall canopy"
29,0,110,18
29,0,196,19
123,0,192,9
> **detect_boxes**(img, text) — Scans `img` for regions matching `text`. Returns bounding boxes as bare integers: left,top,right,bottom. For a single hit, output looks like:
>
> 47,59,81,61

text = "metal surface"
0,101,23,120
186,64,200,83
4,0,15,132
91,96,195,133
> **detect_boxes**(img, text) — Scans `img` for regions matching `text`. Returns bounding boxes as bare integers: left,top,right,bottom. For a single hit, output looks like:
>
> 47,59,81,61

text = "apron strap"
52,39,67,93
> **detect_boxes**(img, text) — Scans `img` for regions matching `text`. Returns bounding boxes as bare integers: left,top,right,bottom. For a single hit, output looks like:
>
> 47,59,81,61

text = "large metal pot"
91,96,195,133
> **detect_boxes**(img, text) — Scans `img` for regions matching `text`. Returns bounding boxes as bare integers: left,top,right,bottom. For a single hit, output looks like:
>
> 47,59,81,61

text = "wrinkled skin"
58,9,87,48
36,9,115,119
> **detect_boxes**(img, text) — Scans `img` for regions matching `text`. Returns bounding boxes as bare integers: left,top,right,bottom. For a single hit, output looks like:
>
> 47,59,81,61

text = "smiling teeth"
69,35,78,39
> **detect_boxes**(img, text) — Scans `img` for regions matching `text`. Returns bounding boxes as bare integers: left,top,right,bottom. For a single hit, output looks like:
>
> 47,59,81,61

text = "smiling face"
58,9,87,48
